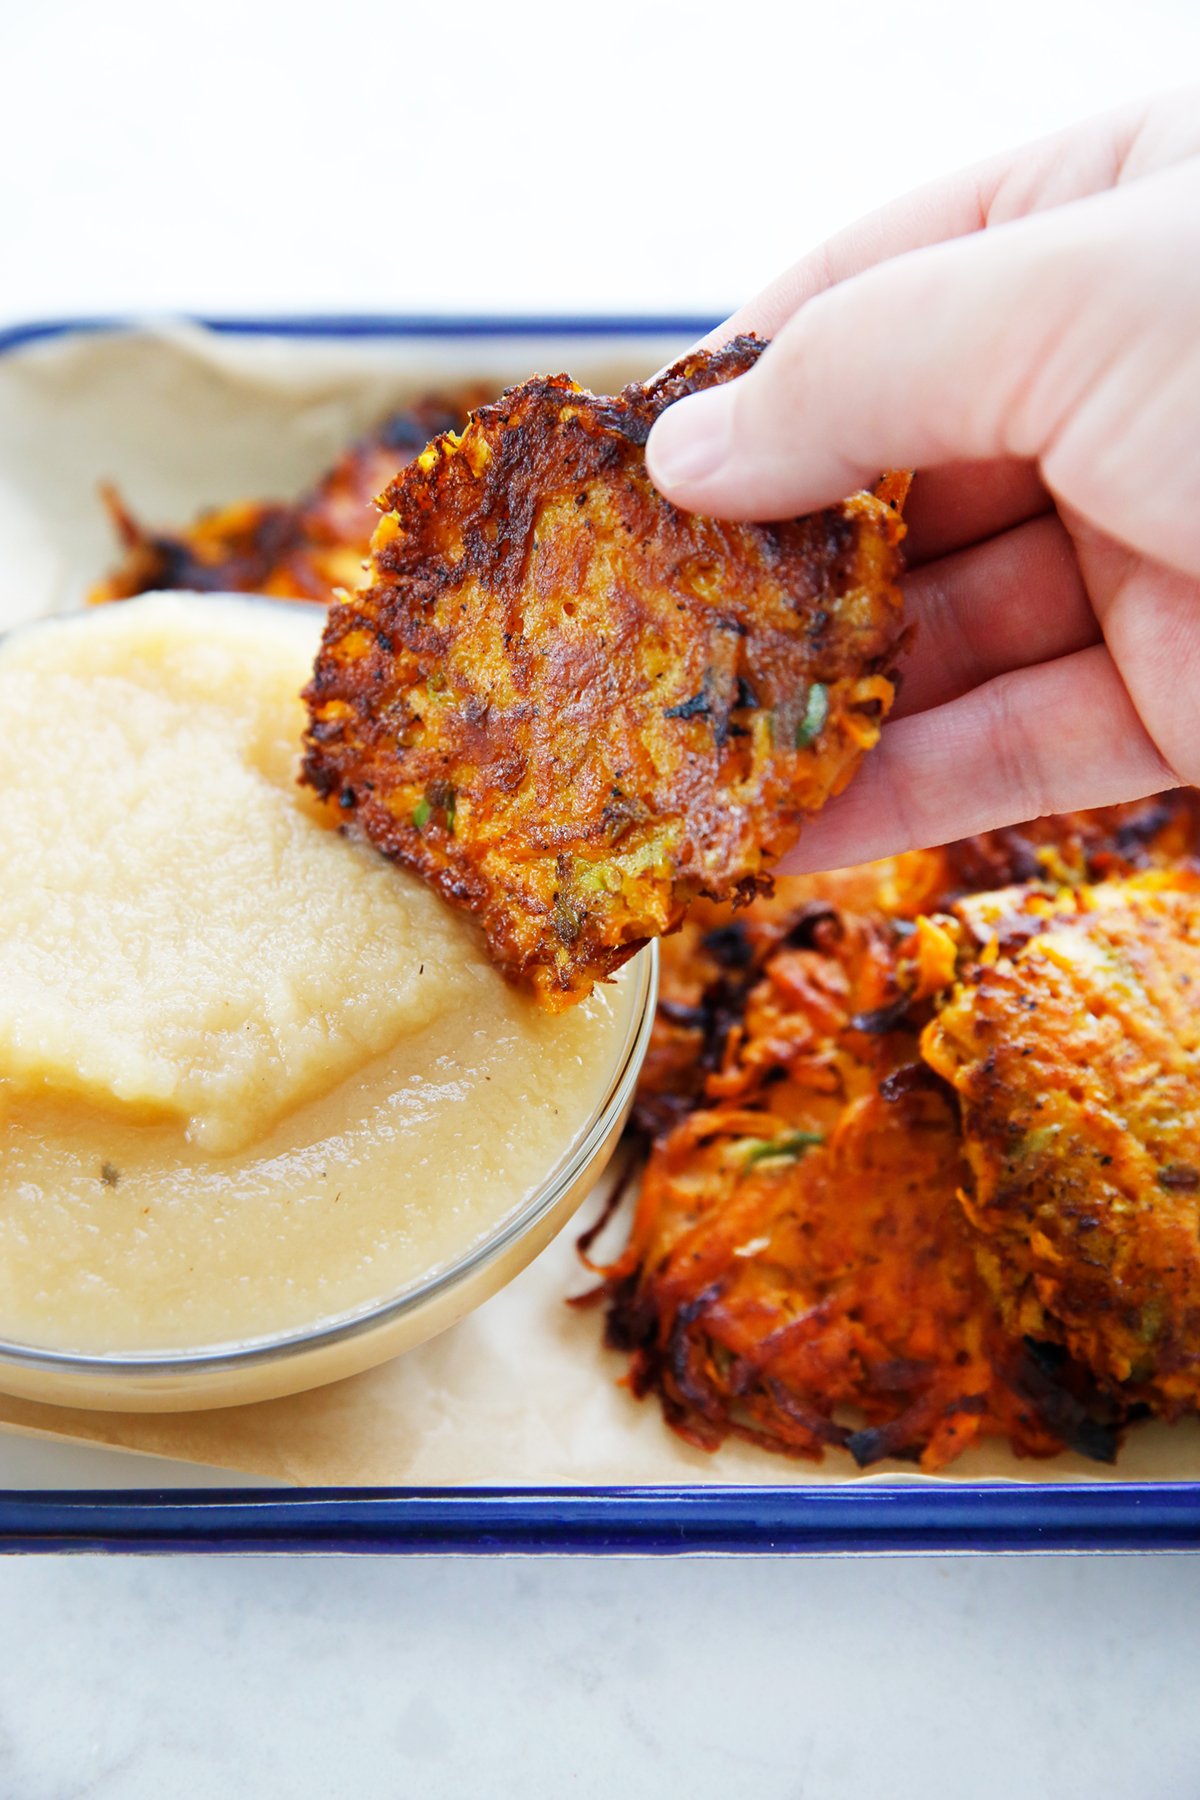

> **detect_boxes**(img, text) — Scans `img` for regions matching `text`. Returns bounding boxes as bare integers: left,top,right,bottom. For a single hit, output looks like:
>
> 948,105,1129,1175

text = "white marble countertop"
2,1551,1199,1797
3,0,1200,1790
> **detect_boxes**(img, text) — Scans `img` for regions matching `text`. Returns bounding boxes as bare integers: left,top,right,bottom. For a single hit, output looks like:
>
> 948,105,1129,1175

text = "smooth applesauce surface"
0,595,636,1354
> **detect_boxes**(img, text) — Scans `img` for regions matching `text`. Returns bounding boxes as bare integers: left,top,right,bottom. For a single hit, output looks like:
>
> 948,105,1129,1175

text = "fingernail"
646,386,734,491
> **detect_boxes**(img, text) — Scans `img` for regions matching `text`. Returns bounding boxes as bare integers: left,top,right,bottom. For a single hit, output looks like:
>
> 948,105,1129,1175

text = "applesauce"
0,594,640,1357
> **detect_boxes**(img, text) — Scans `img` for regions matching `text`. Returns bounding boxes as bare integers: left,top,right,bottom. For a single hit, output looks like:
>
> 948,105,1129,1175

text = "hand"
646,90,1200,874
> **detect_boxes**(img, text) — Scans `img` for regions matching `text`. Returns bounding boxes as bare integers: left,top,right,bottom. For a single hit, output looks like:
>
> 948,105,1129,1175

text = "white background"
4,0,1200,325
3,1,1200,1793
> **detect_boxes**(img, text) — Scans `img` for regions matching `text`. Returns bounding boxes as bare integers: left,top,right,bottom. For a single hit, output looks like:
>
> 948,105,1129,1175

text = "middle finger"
892,511,1100,720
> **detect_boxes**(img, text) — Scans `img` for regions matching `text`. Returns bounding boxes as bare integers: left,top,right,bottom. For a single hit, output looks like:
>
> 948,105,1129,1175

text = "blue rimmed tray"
5,1483,1200,1555
2,313,1198,1554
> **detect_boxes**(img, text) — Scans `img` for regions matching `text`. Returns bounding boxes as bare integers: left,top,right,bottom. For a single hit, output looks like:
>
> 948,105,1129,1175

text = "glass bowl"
0,945,657,1413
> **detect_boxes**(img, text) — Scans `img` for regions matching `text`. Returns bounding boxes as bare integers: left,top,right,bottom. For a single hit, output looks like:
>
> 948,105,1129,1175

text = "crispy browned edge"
300,337,907,1006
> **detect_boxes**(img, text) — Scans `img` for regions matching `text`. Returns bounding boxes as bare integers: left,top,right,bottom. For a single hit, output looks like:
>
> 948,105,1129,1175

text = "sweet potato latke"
90,393,477,605
925,866,1200,1417
301,338,907,1008
589,795,1200,1470
594,887,1097,1469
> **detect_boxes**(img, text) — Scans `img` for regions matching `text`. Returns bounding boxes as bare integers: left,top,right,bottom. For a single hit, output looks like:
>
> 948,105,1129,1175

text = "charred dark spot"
631,1090,700,1138
1069,1416,1121,1464
781,902,841,950
554,891,583,946
1113,801,1174,858
307,717,345,746
844,1422,921,1468
850,994,912,1034
1011,1338,1126,1463
665,1285,726,1412
601,1272,657,1355
702,922,755,971
300,753,339,798
879,1063,941,1103
664,688,711,722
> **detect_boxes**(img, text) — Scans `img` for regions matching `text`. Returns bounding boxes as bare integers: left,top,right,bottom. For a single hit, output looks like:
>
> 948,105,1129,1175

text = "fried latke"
924,868,1200,1414
301,338,907,1008
596,886,1112,1469
90,393,476,605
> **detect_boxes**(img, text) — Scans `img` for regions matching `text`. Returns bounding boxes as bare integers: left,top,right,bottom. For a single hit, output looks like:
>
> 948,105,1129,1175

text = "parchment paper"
3,321,1198,1487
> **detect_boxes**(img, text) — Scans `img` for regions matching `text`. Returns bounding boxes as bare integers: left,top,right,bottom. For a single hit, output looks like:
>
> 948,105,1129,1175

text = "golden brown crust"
595,882,1115,1469
89,393,479,606
923,868,1200,1414
301,338,907,1008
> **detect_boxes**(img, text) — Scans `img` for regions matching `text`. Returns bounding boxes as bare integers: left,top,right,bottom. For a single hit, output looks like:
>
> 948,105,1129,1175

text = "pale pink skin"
645,90,1200,874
